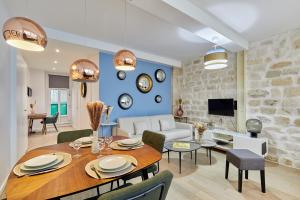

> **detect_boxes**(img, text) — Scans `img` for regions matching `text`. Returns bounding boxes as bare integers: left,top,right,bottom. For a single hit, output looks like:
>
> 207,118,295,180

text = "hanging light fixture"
2,17,47,51
113,0,136,71
204,47,228,70
69,0,99,82
70,59,99,82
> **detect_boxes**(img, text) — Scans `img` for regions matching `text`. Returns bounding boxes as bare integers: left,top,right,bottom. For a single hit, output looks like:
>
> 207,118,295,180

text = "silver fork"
90,165,101,179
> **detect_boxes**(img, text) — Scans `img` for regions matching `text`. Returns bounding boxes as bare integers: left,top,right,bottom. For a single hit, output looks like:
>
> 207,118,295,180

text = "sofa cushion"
160,119,176,131
159,129,191,141
134,120,150,135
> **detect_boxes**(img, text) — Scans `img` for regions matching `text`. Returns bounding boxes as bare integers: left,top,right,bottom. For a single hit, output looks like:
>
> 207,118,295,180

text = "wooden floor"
27,132,300,200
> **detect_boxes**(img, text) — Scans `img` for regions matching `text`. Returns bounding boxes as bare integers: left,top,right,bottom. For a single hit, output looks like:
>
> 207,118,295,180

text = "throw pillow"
160,118,176,131
134,121,149,135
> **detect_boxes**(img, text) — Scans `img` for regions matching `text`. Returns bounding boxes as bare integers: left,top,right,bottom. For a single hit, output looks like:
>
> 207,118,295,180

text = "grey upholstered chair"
41,112,59,134
57,129,93,144
99,170,173,200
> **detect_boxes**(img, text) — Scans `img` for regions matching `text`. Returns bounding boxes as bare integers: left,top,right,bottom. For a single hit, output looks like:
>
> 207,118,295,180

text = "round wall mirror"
118,93,133,110
136,73,153,93
155,69,166,83
117,71,126,80
155,95,162,103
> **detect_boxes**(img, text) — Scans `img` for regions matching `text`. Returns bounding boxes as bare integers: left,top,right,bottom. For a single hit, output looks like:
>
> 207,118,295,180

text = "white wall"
0,1,28,192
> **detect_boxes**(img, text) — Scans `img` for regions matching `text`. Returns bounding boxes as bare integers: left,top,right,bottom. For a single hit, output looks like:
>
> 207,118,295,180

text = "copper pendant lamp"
114,49,136,71
113,0,136,71
2,17,47,51
70,59,99,82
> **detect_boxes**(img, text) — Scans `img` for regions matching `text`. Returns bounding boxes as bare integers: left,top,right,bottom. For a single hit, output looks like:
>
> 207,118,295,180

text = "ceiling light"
114,49,136,71
113,0,136,71
204,47,228,70
54,60,58,64
2,17,47,51
55,49,60,53
70,59,99,82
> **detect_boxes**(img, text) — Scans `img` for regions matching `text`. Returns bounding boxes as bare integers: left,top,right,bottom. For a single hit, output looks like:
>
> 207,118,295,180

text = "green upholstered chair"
41,112,59,134
57,129,93,144
119,131,165,187
99,170,173,200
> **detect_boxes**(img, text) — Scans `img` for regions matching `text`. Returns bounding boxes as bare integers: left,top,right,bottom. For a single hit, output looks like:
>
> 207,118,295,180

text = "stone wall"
246,28,300,168
173,52,237,130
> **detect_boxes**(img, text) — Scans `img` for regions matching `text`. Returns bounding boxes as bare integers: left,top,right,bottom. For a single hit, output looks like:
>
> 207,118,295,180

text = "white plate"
20,154,64,171
118,138,140,145
75,137,92,144
97,161,131,173
24,154,58,168
98,155,127,170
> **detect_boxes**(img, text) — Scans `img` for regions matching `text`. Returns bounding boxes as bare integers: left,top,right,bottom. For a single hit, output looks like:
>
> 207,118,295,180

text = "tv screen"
208,98,234,116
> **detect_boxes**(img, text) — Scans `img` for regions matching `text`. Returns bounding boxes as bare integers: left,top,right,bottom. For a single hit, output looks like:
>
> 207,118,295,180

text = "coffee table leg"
168,150,170,163
179,152,182,174
195,150,197,165
209,148,212,165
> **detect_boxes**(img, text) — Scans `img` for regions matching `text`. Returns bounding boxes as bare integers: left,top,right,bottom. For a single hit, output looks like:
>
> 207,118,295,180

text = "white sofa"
116,114,193,142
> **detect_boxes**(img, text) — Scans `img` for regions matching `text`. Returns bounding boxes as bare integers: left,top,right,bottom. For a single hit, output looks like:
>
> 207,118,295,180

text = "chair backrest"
142,130,165,153
57,129,93,144
98,170,173,200
45,112,59,123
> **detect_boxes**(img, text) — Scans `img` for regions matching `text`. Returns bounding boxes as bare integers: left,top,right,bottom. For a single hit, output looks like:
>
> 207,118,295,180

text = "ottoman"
225,149,266,193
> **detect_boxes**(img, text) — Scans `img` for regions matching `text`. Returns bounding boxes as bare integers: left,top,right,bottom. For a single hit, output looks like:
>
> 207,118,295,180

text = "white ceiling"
4,0,300,64
21,39,99,73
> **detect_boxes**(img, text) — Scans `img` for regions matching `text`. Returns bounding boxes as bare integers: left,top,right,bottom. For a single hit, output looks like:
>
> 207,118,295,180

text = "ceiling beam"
161,0,249,49
44,27,182,68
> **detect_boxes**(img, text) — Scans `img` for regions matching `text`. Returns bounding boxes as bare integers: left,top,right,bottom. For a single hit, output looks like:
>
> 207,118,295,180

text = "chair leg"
225,160,229,179
260,170,266,193
53,123,58,132
43,123,47,134
157,162,160,173
245,170,248,179
238,170,243,193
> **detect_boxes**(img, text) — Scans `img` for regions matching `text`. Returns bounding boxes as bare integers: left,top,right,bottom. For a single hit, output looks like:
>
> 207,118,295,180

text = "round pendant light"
70,59,99,82
204,47,228,70
2,17,47,51
114,49,136,71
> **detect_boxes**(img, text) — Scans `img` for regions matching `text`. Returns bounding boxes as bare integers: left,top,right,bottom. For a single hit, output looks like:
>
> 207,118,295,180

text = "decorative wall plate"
155,69,166,83
136,73,153,93
155,95,162,103
118,93,133,110
80,82,87,98
117,71,126,80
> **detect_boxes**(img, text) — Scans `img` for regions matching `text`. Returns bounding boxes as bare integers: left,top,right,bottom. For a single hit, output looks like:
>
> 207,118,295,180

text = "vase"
176,104,184,117
91,131,100,154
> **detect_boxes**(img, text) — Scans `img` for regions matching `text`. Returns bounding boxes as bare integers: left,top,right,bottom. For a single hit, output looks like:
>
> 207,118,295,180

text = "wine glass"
72,140,82,158
97,140,106,158
105,136,113,150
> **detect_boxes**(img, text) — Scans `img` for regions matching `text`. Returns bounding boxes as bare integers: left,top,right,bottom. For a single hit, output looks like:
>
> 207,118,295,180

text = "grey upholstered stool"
225,149,266,193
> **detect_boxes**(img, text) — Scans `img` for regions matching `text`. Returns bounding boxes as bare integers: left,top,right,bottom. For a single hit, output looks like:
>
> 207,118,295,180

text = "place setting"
13,152,72,177
109,138,144,151
85,154,138,179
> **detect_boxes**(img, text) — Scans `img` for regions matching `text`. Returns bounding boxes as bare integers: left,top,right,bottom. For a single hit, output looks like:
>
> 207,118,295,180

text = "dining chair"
57,129,93,144
118,131,165,187
99,170,173,200
41,112,59,134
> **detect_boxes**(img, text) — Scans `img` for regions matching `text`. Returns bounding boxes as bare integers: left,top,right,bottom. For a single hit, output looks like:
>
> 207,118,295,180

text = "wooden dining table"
6,136,161,200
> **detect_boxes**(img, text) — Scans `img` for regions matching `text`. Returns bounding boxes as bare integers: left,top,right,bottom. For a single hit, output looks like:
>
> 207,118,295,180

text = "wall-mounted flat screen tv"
208,98,234,116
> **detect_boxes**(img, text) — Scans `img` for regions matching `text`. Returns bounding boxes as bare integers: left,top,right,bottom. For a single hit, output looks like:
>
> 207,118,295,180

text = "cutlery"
131,162,137,167
90,165,101,179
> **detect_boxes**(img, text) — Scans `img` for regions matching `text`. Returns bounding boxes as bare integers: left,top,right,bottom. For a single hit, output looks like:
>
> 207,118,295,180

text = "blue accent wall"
99,52,172,136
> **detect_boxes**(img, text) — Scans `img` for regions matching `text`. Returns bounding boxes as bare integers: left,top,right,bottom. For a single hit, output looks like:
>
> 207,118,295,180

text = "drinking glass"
105,136,113,150
97,140,106,158
72,140,82,158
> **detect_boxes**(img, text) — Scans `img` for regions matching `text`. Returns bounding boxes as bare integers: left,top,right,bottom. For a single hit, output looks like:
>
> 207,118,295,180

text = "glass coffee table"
164,141,201,173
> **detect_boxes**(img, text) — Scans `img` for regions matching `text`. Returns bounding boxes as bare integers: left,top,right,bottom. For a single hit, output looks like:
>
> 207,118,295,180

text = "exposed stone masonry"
246,28,300,168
